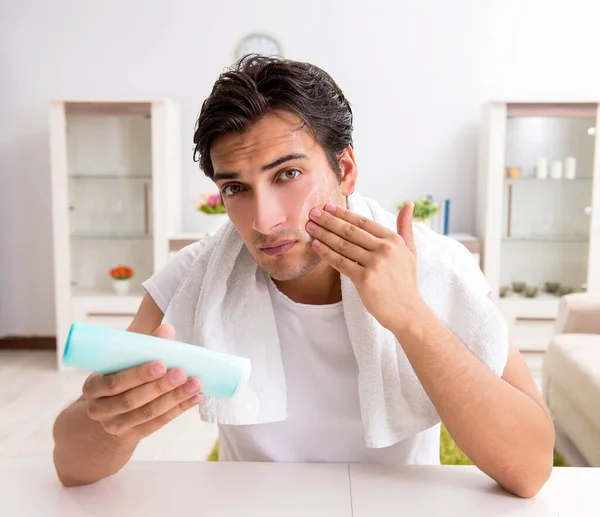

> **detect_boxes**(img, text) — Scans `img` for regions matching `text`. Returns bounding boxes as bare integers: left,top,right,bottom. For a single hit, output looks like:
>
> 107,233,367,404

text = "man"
52,56,554,497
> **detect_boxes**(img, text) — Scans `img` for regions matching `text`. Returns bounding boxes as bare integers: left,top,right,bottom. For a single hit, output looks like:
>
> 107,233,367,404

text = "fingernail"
324,203,336,213
184,379,199,393
310,208,322,218
307,221,317,231
191,394,202,404
312,239,322,248
151,363,166,377
170,369,185,384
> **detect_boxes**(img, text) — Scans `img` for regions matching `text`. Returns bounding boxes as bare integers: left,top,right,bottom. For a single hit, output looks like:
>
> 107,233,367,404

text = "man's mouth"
260,240,297,256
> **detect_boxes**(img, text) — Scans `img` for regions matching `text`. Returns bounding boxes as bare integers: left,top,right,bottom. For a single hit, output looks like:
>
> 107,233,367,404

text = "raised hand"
306,202,426,332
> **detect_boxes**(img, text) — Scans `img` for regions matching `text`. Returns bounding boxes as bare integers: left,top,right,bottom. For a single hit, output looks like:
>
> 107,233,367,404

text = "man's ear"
338,146,358,196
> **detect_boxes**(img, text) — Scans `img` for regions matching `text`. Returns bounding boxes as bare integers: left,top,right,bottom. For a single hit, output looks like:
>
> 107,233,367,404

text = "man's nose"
251,189,286,235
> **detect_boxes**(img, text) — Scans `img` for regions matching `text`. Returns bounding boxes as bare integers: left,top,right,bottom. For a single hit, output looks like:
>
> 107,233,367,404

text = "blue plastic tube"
62,322,251,398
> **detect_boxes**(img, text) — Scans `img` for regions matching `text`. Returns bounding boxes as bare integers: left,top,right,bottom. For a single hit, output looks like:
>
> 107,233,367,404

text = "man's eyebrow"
213,153,308,182
261,153,308,171
213,171,239,182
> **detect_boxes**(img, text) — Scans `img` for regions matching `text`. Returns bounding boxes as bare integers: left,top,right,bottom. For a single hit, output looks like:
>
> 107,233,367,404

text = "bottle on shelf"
536,157,548,179
550,160,563,180
564,157,577,180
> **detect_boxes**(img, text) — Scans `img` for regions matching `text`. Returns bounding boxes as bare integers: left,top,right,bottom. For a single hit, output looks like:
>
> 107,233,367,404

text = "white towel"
165,193,509,448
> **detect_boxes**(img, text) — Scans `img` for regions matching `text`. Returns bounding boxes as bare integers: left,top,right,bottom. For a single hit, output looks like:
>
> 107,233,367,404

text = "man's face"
211,111,355,281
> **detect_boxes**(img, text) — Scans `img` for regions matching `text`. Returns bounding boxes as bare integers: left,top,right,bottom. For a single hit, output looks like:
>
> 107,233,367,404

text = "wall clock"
236,33,282,60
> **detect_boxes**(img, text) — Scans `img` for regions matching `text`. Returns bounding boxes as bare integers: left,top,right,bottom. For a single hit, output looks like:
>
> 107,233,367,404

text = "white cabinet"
477,102,600,351
50,101,180,369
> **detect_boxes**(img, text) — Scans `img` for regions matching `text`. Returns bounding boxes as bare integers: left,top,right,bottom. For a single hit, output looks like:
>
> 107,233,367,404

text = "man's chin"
256,251,322,282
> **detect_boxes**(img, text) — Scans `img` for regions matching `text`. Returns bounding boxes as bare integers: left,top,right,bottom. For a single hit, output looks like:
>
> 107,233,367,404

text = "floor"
0,350,218,461
0,350,546,462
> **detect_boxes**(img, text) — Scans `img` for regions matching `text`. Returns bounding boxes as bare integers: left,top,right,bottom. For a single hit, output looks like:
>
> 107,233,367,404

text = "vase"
112,279,131,296
199,213,229,234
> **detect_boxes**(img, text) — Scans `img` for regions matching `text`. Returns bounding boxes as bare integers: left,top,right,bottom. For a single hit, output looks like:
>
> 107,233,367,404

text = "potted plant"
398,197,439,226
109,265,134,296
197,192,229,234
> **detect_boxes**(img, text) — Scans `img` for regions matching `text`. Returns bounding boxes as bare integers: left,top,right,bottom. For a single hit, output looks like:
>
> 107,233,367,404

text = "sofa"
542,293,600,467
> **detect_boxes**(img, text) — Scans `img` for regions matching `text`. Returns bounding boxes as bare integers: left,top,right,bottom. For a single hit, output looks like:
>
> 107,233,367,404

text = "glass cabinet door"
65,104,154,296
499,106,596,300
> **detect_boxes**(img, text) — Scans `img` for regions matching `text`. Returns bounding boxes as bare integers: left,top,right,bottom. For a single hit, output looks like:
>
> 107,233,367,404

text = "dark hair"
193,54,353,180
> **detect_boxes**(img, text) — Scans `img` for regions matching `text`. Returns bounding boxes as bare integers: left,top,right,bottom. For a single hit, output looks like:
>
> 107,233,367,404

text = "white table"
1,460,597,516
349,464,597,516
0,460,350,517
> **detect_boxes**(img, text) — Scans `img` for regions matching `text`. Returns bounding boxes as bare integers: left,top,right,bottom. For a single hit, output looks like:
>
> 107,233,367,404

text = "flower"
109,265,134,280
208,193,221,207
197,191,226,214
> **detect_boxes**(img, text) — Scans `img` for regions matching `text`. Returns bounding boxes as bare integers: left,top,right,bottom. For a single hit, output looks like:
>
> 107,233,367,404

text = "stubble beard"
255,241,323,282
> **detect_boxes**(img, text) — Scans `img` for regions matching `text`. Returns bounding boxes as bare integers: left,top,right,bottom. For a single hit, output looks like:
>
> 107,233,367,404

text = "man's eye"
279,169,302,181
222,184,244,197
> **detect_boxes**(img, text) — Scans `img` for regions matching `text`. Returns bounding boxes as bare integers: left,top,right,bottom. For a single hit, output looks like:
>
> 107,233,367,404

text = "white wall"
1,0,599,336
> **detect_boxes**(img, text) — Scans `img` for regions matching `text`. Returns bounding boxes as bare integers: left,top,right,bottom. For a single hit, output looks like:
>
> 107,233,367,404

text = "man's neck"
272,263,341,305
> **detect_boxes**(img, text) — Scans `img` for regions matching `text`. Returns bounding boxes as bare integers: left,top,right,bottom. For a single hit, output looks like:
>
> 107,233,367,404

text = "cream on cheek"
225,174,339,240
298,182,339,240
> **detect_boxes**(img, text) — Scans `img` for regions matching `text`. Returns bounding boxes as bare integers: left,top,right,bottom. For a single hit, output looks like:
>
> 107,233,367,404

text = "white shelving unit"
477,102,600,351
50,100,180,369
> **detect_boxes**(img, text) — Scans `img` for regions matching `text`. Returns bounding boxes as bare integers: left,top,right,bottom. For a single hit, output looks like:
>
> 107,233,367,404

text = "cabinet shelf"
68,174,152,180
70,232,152,240
478,101,600,351
52,99,179,370
503,235,588,243
72,286,144,298
499,292,564,303
505,177,592,184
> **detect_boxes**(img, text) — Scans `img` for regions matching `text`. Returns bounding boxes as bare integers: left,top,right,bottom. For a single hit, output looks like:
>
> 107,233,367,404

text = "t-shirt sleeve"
142,240,206,314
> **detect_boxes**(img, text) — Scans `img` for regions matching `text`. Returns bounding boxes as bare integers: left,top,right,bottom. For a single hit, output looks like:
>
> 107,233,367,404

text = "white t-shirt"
143,238,489,465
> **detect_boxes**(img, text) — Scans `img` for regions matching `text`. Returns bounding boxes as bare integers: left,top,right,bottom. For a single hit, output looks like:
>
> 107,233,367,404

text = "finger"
312,238,363,279
315,204,392,241
306,220,371,266
153,323,175,340
309,205,381,249
83,361,168,399
103,379,202,434
91,368,189,416
85,325,175,397
130,392,203,440
396,202,417,256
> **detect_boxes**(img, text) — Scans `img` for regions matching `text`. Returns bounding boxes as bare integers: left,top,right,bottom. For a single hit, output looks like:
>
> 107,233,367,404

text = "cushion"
543,334,600,432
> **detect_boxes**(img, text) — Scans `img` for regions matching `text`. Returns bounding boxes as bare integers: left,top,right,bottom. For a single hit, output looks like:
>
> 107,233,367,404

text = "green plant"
398,197,439,221
197,192,226,215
